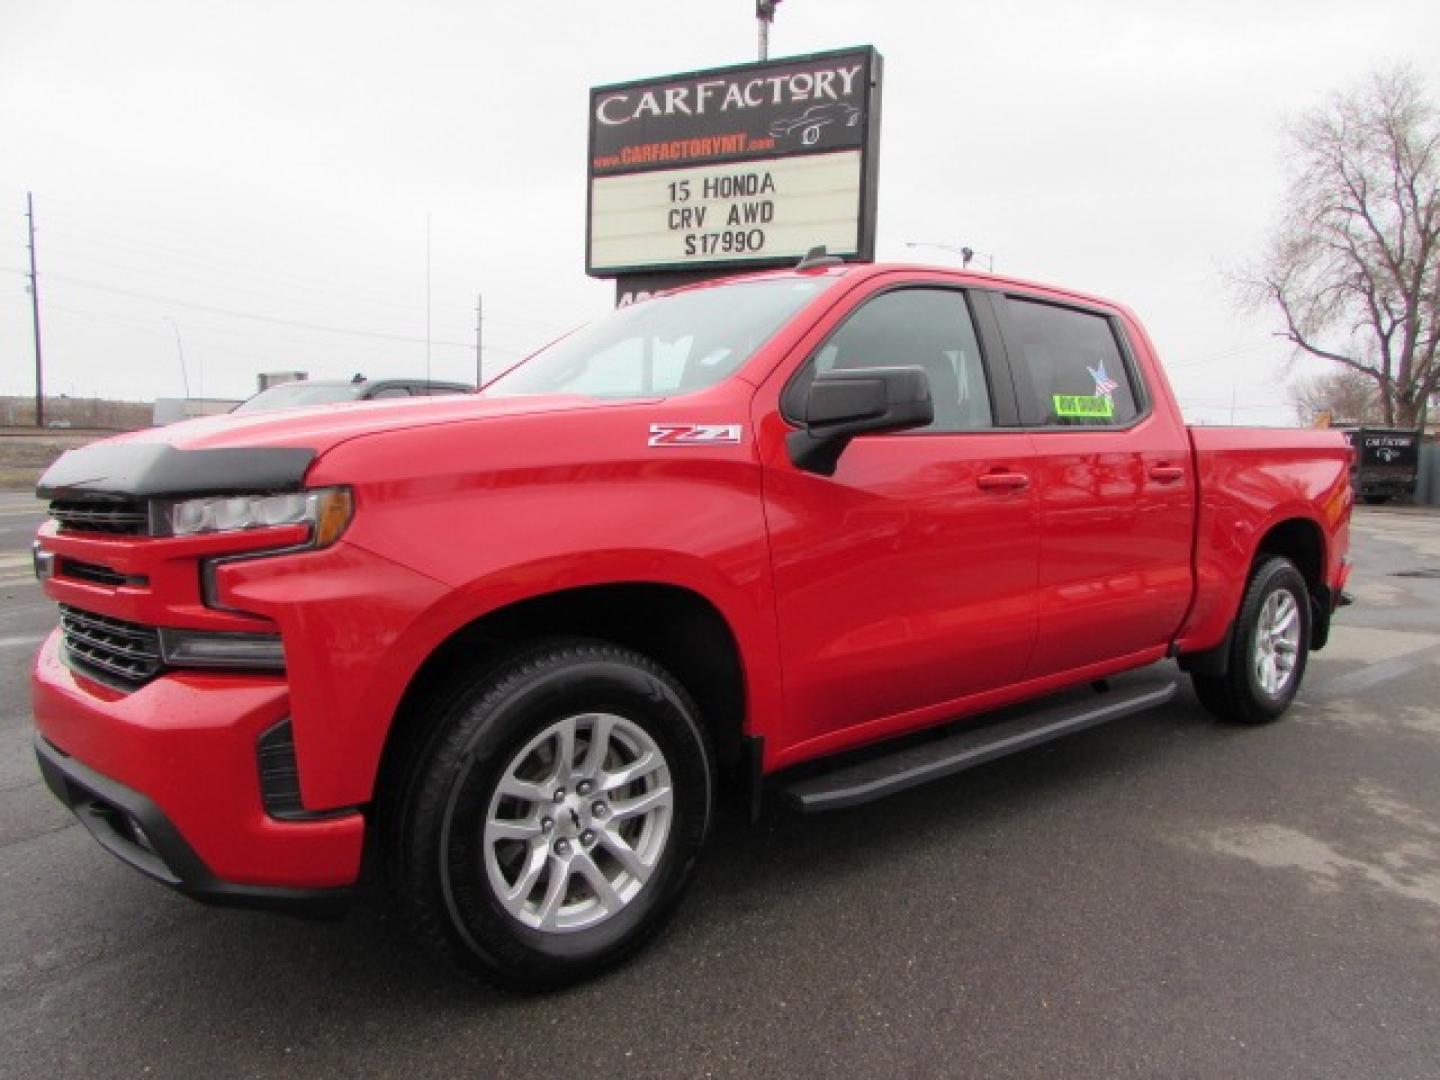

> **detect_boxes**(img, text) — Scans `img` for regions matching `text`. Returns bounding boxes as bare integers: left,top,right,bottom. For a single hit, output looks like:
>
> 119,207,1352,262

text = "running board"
783,675,1178,813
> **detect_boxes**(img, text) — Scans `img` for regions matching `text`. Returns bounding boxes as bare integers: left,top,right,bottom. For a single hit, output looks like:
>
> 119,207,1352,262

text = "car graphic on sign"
769,102,861,146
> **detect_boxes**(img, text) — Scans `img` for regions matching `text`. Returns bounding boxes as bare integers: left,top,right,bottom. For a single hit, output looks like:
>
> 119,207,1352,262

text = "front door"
756,283,1041,760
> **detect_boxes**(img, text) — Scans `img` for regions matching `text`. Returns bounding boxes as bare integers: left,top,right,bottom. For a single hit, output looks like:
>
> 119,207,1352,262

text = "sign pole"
756,1,780,61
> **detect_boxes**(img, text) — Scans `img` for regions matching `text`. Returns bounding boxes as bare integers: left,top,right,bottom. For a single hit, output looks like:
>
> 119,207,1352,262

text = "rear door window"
1005,298,1140,426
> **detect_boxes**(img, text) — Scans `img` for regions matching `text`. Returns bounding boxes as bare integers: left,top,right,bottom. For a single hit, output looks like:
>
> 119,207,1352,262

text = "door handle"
1148,465,1185,483
977,471,1030,491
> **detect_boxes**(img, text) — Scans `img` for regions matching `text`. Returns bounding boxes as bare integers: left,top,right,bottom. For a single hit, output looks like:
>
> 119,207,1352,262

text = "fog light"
158,628,285,670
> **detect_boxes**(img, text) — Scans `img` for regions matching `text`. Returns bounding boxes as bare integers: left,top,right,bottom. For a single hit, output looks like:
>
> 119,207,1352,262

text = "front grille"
60,558,145,588
58,604,164,688
49,499,150,536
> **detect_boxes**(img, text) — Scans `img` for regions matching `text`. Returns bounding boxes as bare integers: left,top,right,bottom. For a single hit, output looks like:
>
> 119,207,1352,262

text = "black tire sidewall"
428,649,712,985
1236,559,1310,717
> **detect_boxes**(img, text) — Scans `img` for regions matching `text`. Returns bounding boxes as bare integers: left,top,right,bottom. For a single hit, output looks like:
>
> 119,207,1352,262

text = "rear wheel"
1190,556,1310,724
385,639,714,989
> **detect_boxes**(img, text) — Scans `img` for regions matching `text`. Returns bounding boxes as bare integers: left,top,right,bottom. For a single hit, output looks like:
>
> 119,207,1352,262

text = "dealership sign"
586,46,882,279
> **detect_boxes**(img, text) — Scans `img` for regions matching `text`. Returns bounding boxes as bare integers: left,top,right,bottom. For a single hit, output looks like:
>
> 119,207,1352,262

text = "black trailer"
1341,427,1421,504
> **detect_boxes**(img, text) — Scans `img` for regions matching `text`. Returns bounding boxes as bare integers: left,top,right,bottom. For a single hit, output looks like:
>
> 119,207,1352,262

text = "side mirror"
787,366,934,475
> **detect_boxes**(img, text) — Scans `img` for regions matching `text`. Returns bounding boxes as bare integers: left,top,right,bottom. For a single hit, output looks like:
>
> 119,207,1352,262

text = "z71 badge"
648,423,743,447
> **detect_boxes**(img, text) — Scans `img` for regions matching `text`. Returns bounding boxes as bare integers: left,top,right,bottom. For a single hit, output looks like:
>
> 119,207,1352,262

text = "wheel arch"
1254,516,1326,596
374,581,752,810
1254,515,1334,651
1181,513,1332,676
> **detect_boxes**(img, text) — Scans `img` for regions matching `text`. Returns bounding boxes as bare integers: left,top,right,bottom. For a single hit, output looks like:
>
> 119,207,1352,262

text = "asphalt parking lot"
1,491,1437,1078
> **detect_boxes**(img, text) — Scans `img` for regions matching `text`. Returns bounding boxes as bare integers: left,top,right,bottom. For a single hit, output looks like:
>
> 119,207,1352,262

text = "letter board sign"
587,46,882,278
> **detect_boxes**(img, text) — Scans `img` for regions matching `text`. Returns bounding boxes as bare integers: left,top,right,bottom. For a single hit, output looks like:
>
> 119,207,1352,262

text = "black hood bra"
37,443,316,501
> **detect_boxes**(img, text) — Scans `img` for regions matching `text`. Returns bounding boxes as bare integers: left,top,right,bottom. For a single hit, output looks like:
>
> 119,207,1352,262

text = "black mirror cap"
787,366,934,476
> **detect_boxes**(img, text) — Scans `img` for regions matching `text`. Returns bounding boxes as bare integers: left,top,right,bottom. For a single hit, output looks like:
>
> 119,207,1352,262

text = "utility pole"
425,214,433,384
25,192,44,428
164,317,191,399
756,1,781,61
475,293,483,387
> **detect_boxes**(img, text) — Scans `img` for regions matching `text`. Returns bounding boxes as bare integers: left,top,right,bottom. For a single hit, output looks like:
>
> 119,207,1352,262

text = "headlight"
160,487,353,547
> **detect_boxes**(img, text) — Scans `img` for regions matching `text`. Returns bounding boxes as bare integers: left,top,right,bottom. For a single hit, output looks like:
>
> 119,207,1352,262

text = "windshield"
233,383,360,413
486,277,827,399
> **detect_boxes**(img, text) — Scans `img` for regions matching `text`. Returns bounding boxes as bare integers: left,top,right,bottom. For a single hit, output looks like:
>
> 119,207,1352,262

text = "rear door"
994,293,1196,678
757,280,1040,754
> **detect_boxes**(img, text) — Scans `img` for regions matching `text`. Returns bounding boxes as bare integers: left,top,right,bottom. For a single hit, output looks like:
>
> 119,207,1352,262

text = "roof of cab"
663,261,1130,317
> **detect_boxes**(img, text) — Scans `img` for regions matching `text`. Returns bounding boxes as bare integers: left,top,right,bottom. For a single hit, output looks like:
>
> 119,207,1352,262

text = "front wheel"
386,639,714,989
1191,556,1311,724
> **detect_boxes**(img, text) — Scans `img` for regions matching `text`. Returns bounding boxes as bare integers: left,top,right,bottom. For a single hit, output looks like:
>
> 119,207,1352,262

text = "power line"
40,271,523,354
43,301,174,333
27,243,431,319
34,218,575,335
39,301,467,371
35,302,465,396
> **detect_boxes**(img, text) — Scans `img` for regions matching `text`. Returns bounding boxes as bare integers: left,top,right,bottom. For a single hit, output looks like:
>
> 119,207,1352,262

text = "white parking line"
1317,656,1425,697
0,634,47,650
1309,638,1440,698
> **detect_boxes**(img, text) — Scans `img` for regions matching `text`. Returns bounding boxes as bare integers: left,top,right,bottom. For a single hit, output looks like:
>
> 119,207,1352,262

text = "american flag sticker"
1087,360,1119,400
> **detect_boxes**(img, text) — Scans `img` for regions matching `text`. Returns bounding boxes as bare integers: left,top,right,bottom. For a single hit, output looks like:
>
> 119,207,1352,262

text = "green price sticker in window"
1052,394,1114,419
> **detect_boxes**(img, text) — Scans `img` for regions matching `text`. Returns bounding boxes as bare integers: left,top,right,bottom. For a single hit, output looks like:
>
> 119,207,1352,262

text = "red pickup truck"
31,262,1353,987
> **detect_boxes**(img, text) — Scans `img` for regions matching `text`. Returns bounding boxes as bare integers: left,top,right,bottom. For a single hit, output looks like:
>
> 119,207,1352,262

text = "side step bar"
783,675,1178,813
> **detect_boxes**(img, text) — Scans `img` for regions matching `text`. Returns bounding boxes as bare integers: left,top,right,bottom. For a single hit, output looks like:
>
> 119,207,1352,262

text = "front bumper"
32,630,365,910
35,735,350,916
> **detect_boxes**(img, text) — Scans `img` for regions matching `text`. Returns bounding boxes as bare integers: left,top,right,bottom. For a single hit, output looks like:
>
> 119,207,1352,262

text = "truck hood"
149,393,629,452
37,394,646,500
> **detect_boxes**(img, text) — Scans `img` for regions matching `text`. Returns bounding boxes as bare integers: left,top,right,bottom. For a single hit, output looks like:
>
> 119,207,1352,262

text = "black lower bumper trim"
33,734,351,919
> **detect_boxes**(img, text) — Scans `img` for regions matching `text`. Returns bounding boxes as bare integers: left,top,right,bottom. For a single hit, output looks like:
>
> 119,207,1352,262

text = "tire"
1190,556,1311,724
384,638,714,989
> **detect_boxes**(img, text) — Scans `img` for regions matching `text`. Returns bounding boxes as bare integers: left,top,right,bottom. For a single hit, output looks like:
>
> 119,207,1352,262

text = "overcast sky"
3,0,1438,424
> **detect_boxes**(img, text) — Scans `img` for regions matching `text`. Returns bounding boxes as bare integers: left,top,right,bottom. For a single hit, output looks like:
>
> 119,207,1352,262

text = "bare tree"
1250,67,1439,428
1289,367,1383,426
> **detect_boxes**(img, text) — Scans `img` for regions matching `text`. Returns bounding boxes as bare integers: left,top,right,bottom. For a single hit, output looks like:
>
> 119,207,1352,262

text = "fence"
0,396,151,430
